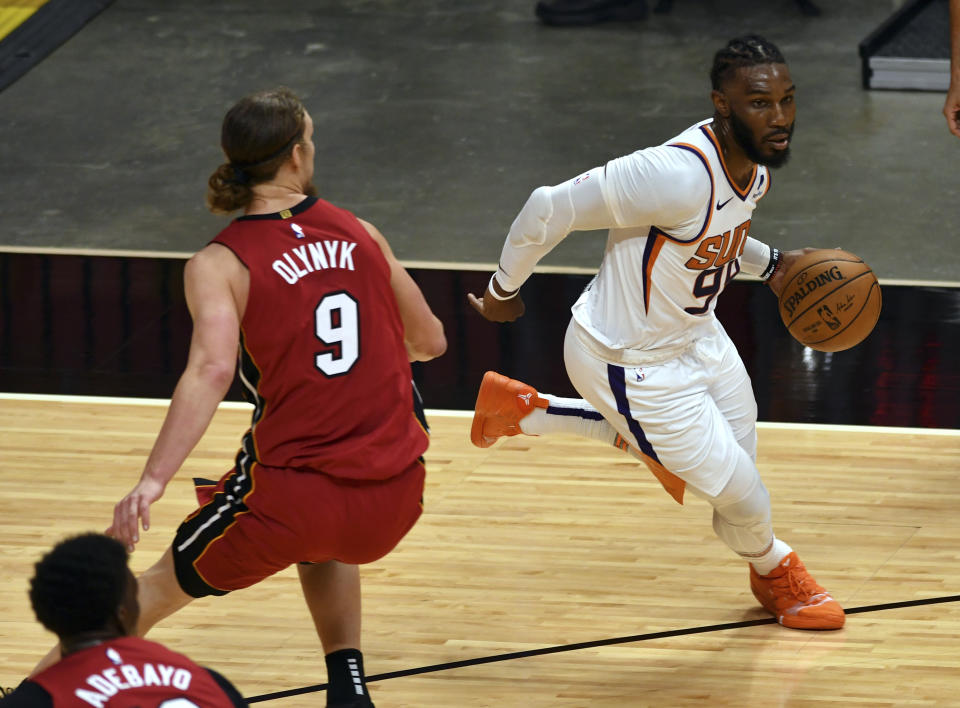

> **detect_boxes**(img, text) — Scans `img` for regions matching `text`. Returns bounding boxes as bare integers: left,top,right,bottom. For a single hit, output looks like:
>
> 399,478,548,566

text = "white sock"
750,538,793,576
519,394,618,445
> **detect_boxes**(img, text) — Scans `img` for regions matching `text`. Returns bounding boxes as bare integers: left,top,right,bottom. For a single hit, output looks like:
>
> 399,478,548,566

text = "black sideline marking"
246,593,960,703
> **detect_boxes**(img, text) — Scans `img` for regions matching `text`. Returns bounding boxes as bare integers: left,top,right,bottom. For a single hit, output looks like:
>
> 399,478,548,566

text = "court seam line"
0,394,956,435
245,593,960,703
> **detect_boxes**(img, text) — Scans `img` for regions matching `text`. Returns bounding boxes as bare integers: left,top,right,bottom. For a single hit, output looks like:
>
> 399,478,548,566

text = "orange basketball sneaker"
470,371,548,448
750,552,845,629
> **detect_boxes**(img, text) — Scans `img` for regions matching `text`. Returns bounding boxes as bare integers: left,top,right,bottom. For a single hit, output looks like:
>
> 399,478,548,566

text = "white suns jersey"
571,118,771,356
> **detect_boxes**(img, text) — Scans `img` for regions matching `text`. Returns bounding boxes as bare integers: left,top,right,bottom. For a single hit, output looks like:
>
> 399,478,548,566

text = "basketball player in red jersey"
3,534,245,707
32,88,446,708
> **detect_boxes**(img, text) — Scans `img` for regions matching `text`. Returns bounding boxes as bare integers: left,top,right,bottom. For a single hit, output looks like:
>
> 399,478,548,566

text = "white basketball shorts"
563,317,758,497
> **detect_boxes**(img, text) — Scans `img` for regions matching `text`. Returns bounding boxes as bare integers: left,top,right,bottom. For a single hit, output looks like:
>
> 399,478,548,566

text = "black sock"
325,648,370,706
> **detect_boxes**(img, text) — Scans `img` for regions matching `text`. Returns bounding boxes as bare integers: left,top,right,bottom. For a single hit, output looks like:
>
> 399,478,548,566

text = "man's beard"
729,109,793,169
304,180,318,197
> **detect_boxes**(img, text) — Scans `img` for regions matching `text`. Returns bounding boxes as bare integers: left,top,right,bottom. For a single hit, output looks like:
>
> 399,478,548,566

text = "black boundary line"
246,593,960,703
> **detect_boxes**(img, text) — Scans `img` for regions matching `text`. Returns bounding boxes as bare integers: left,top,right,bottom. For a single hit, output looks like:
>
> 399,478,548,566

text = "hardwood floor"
1,396,958,706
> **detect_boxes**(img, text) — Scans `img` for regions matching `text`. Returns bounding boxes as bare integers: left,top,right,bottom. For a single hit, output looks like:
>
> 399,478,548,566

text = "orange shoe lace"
772,564,826,603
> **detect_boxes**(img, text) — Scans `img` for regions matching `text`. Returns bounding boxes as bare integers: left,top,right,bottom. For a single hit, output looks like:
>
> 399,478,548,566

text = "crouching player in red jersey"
32,88,446,708
3,534,246,707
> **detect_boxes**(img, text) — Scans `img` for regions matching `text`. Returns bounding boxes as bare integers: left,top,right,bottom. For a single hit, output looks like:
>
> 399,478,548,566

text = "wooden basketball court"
1,395,958,706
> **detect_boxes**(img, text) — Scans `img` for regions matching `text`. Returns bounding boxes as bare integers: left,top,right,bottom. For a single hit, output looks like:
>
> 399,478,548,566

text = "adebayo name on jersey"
781,265,845,318
74,662,195,707
272,240,357,285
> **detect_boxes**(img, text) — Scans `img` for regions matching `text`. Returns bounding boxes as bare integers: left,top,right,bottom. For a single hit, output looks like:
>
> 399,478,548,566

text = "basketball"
777,249,882,352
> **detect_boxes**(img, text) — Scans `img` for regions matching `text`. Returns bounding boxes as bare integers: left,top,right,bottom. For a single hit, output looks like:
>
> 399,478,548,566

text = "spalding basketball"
777,249,881,352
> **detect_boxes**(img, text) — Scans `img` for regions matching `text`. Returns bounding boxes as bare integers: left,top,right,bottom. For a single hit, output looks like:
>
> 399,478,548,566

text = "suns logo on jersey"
684,219,751,271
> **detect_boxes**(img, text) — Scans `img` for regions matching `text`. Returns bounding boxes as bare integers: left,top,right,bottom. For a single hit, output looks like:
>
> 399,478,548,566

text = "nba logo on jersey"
106,647,122,665
291,223,305,239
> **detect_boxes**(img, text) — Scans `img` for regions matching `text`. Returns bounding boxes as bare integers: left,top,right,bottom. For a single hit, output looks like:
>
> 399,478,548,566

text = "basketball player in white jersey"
468,35,844,630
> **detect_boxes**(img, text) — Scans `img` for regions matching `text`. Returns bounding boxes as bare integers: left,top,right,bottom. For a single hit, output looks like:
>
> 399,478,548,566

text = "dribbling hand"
107,476,166,551
766,247,819,298
467,285,525,322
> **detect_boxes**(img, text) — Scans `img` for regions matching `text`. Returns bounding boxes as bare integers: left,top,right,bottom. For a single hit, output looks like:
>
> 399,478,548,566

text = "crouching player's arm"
108,245,242,551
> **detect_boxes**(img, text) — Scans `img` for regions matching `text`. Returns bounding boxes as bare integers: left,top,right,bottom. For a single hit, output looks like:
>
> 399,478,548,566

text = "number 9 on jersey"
314,291,360,377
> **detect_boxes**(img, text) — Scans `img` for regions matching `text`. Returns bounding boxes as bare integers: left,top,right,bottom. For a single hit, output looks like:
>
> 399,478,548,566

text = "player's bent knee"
705,450,773,556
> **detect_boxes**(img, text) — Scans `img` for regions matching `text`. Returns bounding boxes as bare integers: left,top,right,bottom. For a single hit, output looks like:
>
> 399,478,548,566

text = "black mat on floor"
872,0,950,59
0,0,115,93
859,0,950,89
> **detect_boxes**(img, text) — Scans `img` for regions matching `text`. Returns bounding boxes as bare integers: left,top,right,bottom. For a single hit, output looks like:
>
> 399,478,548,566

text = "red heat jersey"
212,197,428,480
29,636,236,707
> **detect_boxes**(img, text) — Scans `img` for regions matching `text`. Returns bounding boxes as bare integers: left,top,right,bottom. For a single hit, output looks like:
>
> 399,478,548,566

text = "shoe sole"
470,371,544,448
750,583,846,630
470,371,504,448
775,607,846,630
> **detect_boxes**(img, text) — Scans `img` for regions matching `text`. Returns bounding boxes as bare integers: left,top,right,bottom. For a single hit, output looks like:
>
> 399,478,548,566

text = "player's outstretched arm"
946,0,960,137
108,245,242,551
360,219,447,362
468,167,619,323
946,82,960,138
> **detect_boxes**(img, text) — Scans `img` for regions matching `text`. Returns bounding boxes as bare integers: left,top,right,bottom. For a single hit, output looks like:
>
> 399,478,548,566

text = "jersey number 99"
684,260,740,316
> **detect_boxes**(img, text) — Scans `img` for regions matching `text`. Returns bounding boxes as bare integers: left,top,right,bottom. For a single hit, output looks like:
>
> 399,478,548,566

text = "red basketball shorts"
171,457,426,598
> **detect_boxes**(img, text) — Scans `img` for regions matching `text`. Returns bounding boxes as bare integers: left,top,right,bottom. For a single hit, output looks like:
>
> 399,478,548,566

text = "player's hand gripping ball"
777,249,881,352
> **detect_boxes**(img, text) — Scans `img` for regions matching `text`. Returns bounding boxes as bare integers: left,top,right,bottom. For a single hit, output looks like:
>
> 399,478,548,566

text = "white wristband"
487,273,519,301
740,237,772,277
